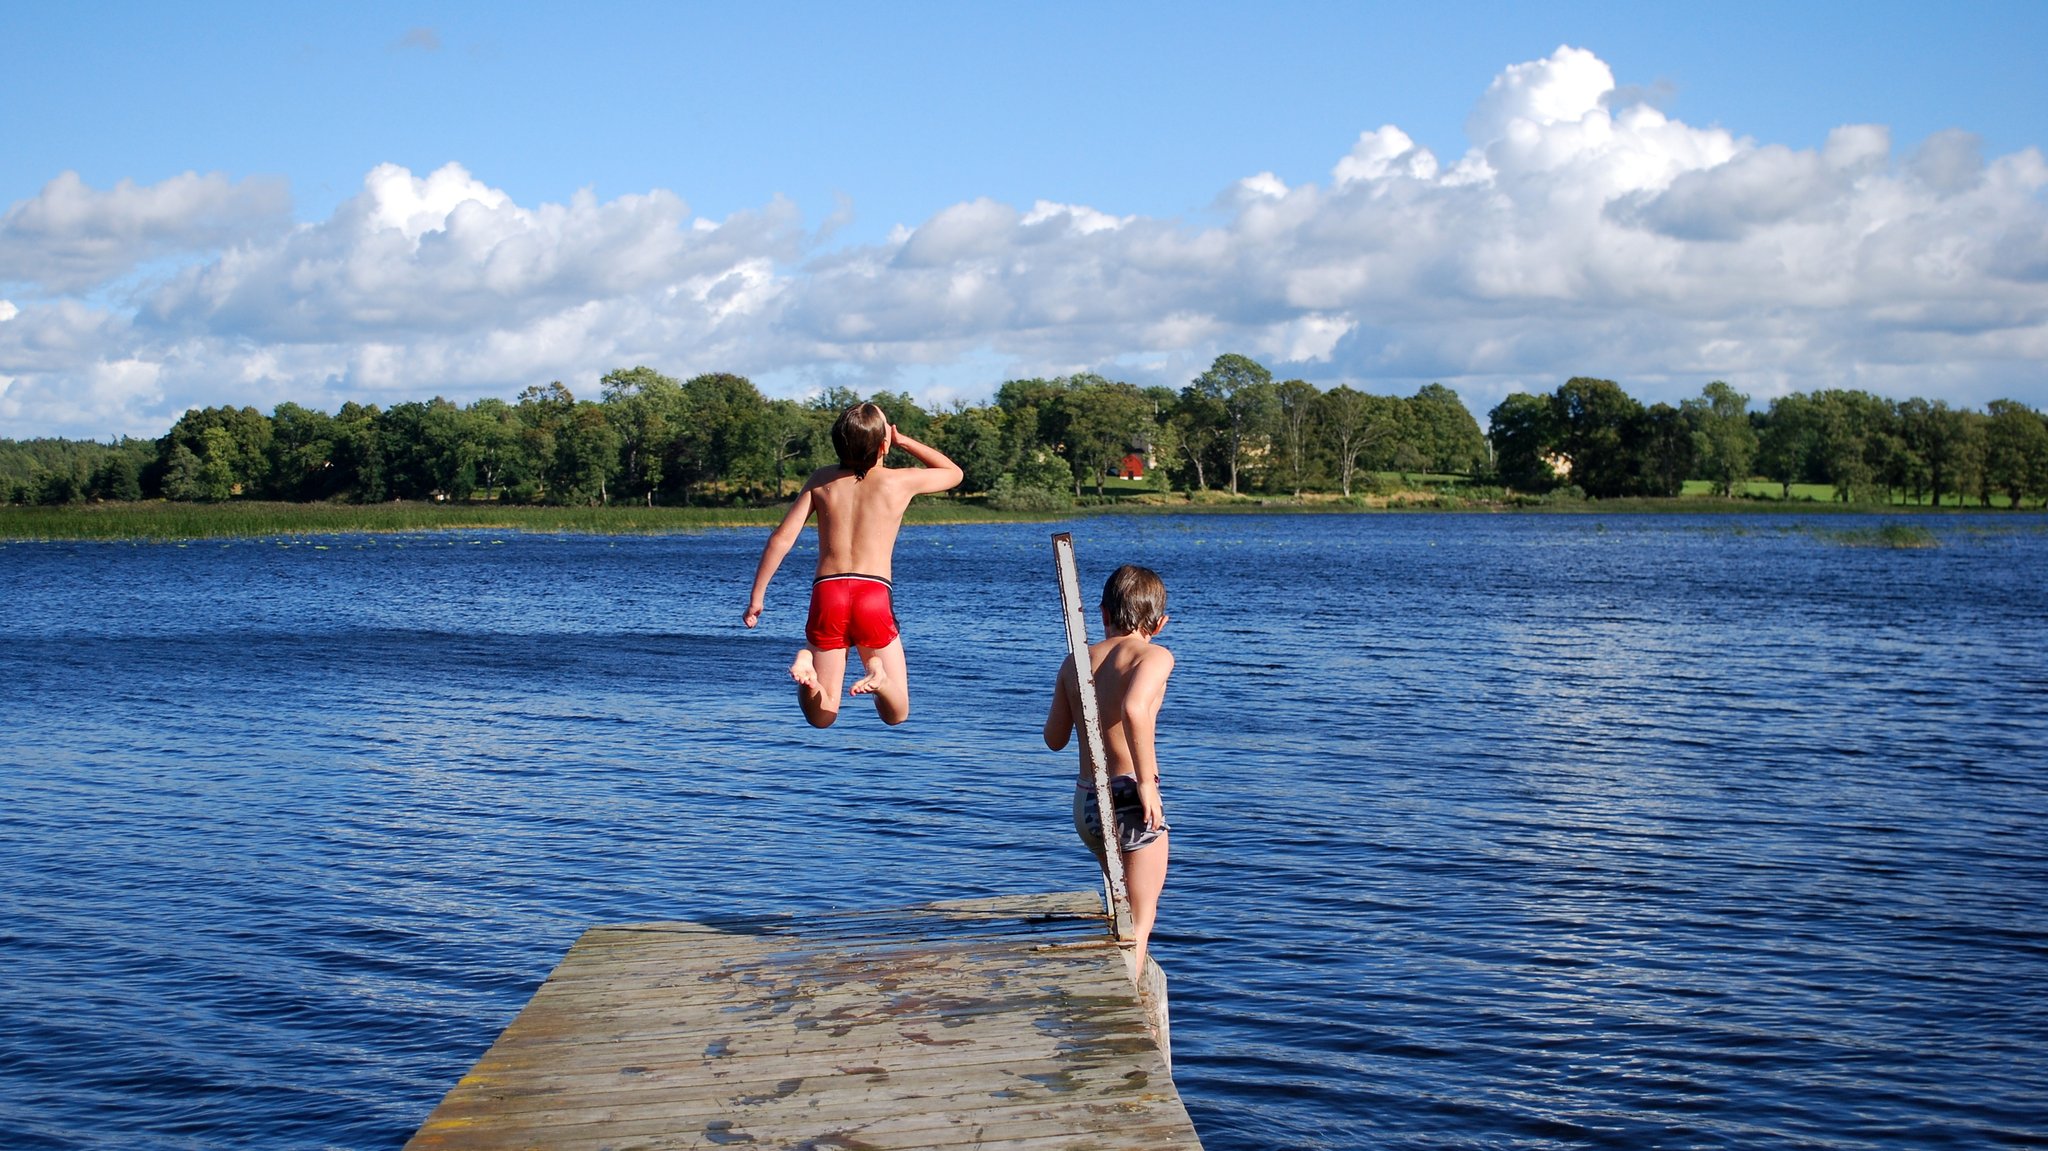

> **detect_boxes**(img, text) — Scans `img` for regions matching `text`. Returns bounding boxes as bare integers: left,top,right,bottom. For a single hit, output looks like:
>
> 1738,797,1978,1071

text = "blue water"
3,514,2045,1150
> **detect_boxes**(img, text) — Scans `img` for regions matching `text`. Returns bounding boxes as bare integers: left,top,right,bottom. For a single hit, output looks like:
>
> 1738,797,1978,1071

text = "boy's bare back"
743,411,961,728
1050,635,1176,783
803,456,927,579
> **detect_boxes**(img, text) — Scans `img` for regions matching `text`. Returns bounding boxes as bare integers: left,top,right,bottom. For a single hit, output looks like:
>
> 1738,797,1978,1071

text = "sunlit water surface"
3,514,2045,1150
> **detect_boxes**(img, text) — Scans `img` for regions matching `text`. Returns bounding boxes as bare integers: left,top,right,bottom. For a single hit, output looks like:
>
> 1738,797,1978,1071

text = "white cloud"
1334,127,1438,185
0,170,291,294
1021,200,1132,235
0,353,162,437
6,45,2048,440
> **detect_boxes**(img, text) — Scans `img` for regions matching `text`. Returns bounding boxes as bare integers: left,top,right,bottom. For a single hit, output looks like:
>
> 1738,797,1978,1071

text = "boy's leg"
793,644,848,727
1121,833,1169,976
849,638,910,725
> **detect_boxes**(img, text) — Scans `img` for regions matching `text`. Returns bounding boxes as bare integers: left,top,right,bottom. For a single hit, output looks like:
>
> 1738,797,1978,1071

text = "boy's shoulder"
1098,634,1174,673
802,464,855,490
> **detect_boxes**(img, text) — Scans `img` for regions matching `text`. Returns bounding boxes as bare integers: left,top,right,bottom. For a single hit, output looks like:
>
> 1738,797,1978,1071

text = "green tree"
1187,353,1275,495
1166,387,1225,491
1629,402,1696,497
87,451,143,501
197,426,238,500
1955,408,1992,507
418,398,486,499
1549,377,1641,498
988,445,1074,508
159,405,273,498
376,401,441,500
464,398,524,497
601,366,685,503
993,377,1067,477
1757,393,1817,498
669,373,769,500
985,379,1076,507
762,398,829,497
33,461,86,505
268,402,341,500
930,404,1006,496
1899,397,1971,506
1808,390,1874,502
161,443,206,501
1682,381,1758,497
1407,383,1488,474
326,402,384,501
1983,399,2048,508
553,401,621,505
1272,379,1322,493
1318,386,1400,496
1054,375,1152,496
509,384,575,502
1487,391,1560,492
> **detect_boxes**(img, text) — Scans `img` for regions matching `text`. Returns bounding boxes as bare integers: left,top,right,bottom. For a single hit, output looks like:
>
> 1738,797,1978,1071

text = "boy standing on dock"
744,402,962,727
1044,564,1175,977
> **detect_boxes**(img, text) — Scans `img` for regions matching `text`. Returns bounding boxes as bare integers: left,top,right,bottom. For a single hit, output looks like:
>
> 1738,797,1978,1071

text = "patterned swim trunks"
1073,775,1169,855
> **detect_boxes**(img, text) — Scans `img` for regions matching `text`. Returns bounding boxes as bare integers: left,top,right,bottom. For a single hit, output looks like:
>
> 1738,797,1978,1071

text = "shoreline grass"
2,492,2039,542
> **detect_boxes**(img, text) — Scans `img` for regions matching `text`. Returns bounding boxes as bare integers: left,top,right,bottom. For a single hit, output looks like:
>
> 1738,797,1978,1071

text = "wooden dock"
404,890,1203,1150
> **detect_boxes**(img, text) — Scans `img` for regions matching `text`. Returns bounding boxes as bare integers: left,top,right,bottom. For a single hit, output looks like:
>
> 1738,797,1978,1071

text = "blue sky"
4,1,2047,438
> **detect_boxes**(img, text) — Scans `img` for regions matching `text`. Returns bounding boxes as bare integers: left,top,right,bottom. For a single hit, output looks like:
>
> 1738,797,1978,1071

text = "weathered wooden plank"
416,1114,1202,1151
410,1086,1199,1148
491,954,1138,1024
538,935,1113,990
570,891,1105,946
509,950,1131,1015
404,892,1199,1150
447,1047,1167,1107
409,1065,1178,1137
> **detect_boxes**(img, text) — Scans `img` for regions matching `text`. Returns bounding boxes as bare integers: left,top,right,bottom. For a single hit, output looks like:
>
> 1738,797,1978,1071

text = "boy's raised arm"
888,427,964,494
743,486,814,627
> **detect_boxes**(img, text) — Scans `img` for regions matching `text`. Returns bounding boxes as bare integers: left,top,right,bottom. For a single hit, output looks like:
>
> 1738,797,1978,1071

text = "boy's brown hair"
831,402,890,477
1101,564,1167,635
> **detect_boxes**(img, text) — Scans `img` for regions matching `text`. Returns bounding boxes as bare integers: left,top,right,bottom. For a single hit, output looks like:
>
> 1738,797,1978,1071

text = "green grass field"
1678,479,2031,508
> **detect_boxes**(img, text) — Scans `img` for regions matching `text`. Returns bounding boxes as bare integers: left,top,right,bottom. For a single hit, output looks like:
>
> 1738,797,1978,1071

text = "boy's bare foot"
849,662,889,696
789,649,820,690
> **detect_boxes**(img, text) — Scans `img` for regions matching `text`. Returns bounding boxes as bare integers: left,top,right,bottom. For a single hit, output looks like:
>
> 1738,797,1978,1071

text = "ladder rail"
1051,532,1135,941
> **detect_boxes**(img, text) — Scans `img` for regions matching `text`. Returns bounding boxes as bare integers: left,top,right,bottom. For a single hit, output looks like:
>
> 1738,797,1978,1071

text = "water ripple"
2,517,2045,1149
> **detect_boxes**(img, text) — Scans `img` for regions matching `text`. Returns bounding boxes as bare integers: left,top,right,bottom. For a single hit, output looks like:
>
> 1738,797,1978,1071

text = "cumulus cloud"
0,170,292,294
144,162,802,346
6,44,2048,439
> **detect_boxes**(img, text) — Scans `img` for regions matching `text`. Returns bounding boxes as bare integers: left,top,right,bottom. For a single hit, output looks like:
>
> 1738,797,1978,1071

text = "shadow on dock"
405,890,1201,1150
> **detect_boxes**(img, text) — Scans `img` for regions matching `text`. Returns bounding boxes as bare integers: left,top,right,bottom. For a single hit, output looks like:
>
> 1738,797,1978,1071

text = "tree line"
0,355,1488,508
5,356,2045,508
1489,377,2048,507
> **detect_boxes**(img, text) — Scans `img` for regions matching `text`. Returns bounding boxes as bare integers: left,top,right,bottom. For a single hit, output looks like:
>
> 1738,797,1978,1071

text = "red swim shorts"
805,574,900,651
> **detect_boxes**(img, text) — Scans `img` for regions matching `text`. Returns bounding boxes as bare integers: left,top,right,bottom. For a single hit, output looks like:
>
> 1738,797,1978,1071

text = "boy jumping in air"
744,402,962,727
1044,564,1176,978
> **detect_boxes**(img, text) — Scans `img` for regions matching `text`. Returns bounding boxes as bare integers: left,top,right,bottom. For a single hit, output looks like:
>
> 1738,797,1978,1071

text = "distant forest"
5,354,2047,509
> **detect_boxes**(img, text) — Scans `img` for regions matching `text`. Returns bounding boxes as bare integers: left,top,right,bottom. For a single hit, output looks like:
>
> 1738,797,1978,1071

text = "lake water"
2,513,2045,1150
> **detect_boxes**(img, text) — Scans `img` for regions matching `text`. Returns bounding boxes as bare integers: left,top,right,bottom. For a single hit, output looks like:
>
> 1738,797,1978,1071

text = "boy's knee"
805,708,839,728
